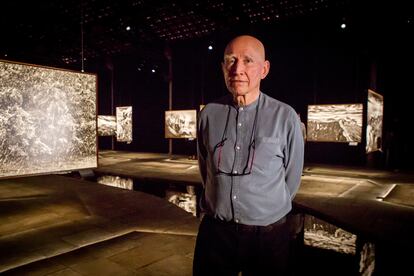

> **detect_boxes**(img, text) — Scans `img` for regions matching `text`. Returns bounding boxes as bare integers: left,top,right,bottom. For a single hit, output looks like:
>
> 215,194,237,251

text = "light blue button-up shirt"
197,92,304,226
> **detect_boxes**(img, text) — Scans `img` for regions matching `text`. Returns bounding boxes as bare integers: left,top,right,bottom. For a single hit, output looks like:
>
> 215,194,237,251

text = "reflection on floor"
304,215,357,255
166,189,197,217
94,151,414,275
97,175,134,190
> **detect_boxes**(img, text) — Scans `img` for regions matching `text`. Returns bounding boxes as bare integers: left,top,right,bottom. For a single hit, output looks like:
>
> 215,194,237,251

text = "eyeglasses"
215,138,256,176
214,94,260,176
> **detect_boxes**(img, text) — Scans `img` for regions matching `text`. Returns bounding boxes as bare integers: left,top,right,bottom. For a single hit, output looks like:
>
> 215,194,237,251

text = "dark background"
1,0,413,170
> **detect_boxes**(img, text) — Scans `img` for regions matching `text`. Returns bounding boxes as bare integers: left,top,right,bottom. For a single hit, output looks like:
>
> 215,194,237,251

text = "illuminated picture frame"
165,109,197,139
366,89,384,153
307,103,363,143
116,106,133,143
98,115,116,136
0,59,97,178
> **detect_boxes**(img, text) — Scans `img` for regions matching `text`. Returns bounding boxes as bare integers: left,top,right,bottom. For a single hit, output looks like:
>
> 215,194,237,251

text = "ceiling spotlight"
208,45,213,50
126,26,131,31
341,23,346,29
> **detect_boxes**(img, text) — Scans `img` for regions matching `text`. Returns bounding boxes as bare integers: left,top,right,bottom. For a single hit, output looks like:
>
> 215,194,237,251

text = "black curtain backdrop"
93,11,413,170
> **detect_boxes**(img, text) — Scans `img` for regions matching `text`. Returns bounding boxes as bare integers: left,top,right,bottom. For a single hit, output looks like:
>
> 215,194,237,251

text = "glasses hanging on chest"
215,95,260,176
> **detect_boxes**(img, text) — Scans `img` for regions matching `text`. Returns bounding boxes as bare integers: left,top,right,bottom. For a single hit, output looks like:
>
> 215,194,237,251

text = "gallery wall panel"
307,104,363,143
366,89,383,153
0,60,97,178
165,110,197,139
116,106,132,143
98,115,116,136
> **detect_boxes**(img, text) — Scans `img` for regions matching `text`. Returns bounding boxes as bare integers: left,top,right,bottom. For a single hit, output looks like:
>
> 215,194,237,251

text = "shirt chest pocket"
254,136,284,171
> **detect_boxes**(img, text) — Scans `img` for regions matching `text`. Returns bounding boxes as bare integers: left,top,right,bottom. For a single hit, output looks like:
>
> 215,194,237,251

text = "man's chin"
229,89,247,97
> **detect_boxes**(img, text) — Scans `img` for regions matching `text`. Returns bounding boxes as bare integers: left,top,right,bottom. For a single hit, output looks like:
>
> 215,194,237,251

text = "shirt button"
235,219,239,223
233,195,237,199
239,107,244,111
238,123,242,127
236,146,240,150
233,170,238,174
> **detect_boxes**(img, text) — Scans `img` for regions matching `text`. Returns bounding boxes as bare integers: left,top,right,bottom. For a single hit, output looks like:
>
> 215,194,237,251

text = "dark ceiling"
1,0,412,69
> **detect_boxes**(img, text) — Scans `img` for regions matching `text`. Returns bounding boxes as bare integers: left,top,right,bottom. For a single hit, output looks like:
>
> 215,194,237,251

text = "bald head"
224,35,266,61
222,35,270,106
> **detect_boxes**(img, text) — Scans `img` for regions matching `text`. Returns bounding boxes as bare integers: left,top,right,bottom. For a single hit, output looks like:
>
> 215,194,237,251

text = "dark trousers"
193,215,291,276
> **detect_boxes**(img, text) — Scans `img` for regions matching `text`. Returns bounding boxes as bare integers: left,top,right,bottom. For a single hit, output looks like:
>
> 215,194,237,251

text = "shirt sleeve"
284,110,305,200
197,111,207,187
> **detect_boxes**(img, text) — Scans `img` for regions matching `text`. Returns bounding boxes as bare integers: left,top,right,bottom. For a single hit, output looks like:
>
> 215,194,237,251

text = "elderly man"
193,35,304,275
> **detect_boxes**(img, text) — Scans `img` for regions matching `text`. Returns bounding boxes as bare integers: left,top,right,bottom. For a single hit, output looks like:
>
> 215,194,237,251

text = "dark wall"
95,55,169,153
93,11,413,170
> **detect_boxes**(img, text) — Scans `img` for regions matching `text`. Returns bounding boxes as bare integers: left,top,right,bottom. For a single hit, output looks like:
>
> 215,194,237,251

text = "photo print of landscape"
307,104,363,143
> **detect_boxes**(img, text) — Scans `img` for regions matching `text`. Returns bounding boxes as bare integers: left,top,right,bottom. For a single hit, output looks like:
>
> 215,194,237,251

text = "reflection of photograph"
97,115,116,136
304,215,356,255
307,104,363,143
116,106,132,143
97,175,133,190
366,89,383,153
165,110,197,139
0,60,97,178
166,190,197,216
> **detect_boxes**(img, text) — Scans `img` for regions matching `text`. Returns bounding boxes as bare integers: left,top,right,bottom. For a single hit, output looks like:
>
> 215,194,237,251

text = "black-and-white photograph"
307,104,363,143
97,115,116,136
0,60,97,178
366,89,384,153
165,110,197,139
116,106,132,143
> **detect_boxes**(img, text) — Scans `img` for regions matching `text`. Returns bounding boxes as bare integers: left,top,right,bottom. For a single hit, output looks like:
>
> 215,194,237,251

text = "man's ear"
261,60,270,79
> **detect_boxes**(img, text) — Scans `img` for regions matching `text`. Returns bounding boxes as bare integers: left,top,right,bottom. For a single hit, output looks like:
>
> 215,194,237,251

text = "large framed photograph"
165,110,197,139
116,106,132,143
366,89,384,153
307,104,363,143
97,115,116,136
0,60,97,178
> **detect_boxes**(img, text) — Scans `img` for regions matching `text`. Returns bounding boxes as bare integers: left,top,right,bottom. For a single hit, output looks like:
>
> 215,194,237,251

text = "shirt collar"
230,92,261,111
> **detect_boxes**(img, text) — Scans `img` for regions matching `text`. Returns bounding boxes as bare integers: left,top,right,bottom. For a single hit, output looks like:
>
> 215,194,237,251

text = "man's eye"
226,59,235,65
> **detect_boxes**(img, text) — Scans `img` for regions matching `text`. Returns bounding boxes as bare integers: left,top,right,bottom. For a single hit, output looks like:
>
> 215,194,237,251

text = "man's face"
222,37,269,99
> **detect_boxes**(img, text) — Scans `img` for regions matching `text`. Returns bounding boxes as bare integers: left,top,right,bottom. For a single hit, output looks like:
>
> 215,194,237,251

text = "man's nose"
230,60,245,74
